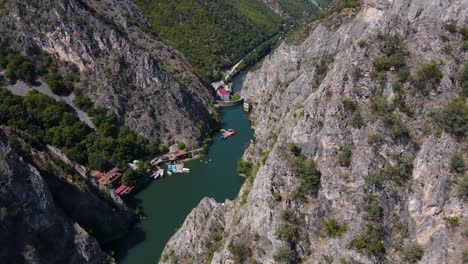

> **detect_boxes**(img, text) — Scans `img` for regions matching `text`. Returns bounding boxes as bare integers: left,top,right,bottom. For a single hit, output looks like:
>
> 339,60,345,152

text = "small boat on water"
154,169,164,179
167,171,172,176
182,168,190,173
220,128,236,140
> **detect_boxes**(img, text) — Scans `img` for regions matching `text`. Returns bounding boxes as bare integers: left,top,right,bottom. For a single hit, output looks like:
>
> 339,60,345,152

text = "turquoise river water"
111,70,253,263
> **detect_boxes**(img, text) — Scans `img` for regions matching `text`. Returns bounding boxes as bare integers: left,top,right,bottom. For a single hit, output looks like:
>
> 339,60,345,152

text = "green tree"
88,153,112,171
73,95,94,112
177,142,186,150
122,169,139,186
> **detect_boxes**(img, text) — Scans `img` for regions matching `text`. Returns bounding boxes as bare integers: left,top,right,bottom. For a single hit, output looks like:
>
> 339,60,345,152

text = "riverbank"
109,70,254,262
215,97,244,107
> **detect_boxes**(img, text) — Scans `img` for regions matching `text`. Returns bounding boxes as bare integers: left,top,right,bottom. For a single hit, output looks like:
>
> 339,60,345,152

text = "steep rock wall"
0,0,216,149
162,0,467,263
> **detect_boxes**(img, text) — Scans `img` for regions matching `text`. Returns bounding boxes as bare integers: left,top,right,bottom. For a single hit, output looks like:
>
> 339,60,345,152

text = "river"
111,69,252,263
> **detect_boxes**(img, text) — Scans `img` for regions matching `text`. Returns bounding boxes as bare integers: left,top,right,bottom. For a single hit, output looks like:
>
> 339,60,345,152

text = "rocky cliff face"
0,127,135,263
162,0,467,263
0,0,216,149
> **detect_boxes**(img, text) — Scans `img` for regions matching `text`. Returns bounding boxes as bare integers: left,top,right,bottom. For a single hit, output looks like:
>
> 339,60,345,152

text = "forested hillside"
133,0,328,80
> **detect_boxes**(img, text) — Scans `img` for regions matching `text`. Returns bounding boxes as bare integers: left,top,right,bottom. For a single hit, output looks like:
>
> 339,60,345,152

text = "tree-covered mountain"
133,0,330,80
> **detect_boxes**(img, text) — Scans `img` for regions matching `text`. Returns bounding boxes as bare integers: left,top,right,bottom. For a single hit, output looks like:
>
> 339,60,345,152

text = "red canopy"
217,88,230,95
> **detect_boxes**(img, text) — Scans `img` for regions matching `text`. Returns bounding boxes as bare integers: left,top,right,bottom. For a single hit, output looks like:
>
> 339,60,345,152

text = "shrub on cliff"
460,63,468,96
435,97,468,139
366,156,413,186
338,145,352,167
349,110,365,128
412,60,443,95
293,156,321,198
229,243,252,263
275,209,304,262
457,174,468,196
273,246,296,264
288,143,302,157
450,153,465,174
372,34,407,73
321,218,347,238
237,160,253,178
350,195,385,257
401,243,424,263
368,133,384,146
383,113,411,143
370,96,392,115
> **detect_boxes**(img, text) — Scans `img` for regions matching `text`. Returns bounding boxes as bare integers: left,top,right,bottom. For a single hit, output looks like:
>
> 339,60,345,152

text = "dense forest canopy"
133,0,326,81
0,89,160,171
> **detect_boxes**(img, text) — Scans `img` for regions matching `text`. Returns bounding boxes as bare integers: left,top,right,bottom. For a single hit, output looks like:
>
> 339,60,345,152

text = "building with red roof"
216,88,230,101
114,185,135,196
175,150,188,158
97,168,122,187
114,185,128,195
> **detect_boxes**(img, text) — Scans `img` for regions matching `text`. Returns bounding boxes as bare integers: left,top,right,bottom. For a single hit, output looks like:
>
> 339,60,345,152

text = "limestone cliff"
0,126,135,263
162,0,468,263
0,0,216,149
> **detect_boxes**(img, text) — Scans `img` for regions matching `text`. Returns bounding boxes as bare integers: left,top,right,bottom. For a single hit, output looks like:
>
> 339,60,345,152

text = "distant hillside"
133,0,329,81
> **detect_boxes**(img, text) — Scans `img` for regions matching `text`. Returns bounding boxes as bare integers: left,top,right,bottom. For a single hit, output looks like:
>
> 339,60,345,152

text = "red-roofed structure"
91,171,104,179
175,150,188,158
217,88,230,101
121,186,135,195
97,168,122,187
218,88,229,95
114,185,128,195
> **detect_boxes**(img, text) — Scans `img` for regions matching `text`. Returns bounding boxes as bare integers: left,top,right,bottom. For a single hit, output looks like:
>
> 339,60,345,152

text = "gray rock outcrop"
0,0,216,149
0,126,136,263
162,0,467,263
0,135,100,263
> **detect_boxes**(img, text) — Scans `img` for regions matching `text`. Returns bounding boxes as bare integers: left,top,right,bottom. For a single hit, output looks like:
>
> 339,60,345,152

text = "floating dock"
220,128,236,140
